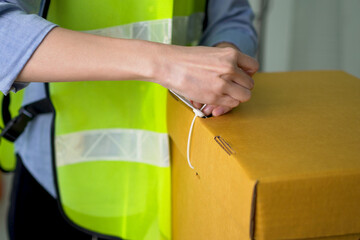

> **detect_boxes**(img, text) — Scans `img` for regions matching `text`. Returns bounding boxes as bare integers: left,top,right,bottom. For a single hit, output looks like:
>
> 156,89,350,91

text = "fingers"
202,104,232,117
221,67,254,90
191,76,249,108
212,106,232,117
237,52,259,76
218,78,252,104
191,65,254,109
205,49,256,112
215,94,240,109
192,101,203,109
202,105,216,116
200,74,252,115
192,101,231,117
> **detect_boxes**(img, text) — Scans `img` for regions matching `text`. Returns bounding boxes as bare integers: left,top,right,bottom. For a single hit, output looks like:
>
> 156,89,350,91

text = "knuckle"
220,48,238,64
219,63,236,75
214,80,227,92
225,64,236,74
225,47,238,58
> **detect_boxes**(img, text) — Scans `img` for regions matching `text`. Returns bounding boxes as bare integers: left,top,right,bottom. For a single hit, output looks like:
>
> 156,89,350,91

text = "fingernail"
203,106,212,116
213,108,224,116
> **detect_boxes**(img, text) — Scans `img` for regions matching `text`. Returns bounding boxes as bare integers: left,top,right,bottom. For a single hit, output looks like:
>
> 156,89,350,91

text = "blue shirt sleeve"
200,0,258,57
0,2,56,95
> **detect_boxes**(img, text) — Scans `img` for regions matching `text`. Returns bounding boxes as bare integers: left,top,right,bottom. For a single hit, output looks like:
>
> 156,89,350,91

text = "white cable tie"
193,108,205,118
186,105,207,169
187,115,197,169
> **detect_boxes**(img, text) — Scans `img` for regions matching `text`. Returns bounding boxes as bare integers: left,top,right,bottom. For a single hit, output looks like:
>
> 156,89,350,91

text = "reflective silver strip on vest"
84,13,204,45
56,14,204,168
55,129,169,167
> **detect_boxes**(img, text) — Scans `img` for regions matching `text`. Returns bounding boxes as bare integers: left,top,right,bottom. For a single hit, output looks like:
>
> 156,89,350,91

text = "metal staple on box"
214,136,235,156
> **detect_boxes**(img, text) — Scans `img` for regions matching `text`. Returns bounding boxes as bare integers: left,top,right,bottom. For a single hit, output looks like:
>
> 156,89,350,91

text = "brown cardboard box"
168,71,360,240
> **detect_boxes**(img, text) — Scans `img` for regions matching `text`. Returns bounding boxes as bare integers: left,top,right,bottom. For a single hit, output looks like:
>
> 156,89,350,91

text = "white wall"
261,0,295,72
340,0,360,78
259,0,360,78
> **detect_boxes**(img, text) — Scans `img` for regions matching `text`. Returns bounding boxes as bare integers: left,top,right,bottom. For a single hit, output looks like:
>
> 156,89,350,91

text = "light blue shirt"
0,0,257,197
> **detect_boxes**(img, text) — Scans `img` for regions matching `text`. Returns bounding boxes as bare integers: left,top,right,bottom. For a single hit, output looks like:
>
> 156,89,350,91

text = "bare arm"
17,27,158,83
17,27,258,109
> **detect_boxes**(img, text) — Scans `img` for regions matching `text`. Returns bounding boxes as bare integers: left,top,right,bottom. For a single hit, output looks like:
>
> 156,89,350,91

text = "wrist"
109,39,161,82
145,42,176,87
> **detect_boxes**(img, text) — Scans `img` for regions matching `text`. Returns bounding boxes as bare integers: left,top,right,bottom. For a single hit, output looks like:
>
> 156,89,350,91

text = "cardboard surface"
168,71,360,240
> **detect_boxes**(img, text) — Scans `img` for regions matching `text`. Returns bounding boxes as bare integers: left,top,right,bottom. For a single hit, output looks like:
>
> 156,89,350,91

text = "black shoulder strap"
202,0,209,32
41,0,51,18
2,95,11,126
0,98,53,142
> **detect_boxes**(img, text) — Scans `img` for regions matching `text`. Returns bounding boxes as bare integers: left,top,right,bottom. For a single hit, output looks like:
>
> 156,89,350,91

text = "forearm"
17,27,159,83
16,26,258,109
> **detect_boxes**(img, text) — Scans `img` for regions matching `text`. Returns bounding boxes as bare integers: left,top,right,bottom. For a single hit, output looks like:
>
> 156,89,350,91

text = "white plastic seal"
186,105,207,169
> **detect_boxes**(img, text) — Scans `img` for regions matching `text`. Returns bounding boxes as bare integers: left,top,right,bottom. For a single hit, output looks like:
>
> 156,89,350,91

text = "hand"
190,42,259,116
153,43,259,109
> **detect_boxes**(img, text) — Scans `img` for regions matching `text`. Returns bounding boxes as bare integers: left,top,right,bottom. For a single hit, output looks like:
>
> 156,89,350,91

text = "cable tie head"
193,109,205,118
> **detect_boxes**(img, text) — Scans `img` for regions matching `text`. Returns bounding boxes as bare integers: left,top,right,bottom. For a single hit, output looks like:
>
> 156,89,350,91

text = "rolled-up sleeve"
200,0,257,57
0,2,56,95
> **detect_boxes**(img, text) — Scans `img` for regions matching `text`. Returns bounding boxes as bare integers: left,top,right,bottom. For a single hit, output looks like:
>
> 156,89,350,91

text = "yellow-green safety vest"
46,0,206,239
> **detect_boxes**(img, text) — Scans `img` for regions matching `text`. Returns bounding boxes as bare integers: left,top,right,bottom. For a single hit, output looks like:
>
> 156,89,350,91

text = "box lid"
168,71,360,240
